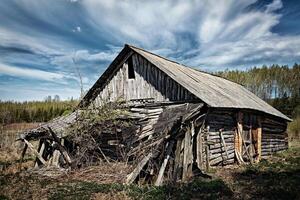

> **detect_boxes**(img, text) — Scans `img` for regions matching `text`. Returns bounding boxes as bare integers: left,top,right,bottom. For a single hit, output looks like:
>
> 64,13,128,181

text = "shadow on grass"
232,153,300,200
49,178,233,200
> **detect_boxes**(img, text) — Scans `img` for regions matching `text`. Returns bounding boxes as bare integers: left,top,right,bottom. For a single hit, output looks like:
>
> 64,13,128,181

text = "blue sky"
0,0,300,101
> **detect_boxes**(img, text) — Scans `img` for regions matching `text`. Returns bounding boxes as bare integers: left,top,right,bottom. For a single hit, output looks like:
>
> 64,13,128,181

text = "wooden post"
173,138,183,182
205,133,210,171
235,112,244,164
196,129,203,170
220,130,229,160
257,117,262,162
249,127,253,163
237,112,243,154
188,122,194,175
182,127,192,181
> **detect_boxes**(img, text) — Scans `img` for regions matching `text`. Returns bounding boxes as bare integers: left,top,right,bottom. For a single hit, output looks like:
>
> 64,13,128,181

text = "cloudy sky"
0,0,300,101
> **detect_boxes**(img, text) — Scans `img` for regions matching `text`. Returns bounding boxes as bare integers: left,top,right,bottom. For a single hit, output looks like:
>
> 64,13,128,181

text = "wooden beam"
34,140,45,168
155,140,175,186
219,130,229,160
196,128,203,170
173,138,183,182
126,152,153,184
205,133,210,171
235,111,244,164
23,139,46,165
182,127,192,181
18,143,28,170
257,117,262,162
48,127,72,165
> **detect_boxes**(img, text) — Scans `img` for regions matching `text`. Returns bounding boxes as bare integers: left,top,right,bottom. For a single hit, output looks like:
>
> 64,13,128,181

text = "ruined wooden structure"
20,44,291,185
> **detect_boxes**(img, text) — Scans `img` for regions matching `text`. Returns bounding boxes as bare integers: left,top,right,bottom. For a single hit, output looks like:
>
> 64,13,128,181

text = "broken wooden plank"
196,128,203,170
220,130,229,160
34,141,45,168
155,140,175,186
126,152,153,184
48,127,72,165
23,139,46,165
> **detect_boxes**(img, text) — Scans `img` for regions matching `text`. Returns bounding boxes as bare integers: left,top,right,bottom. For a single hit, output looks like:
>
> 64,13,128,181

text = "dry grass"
59,162,133,184
0,123,39,174
1,122,299,199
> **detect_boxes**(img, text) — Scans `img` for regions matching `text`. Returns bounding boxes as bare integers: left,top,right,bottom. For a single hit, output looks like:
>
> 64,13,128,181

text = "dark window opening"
128,56,135,79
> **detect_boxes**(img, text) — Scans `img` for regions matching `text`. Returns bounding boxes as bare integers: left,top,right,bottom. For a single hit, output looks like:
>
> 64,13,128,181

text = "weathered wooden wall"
204,110,288,166
91,53,197,107
261,117,288,156
205,110,236,166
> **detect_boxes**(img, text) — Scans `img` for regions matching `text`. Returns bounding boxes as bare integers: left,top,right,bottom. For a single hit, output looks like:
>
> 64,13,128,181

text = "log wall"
204,110,289,165
261,117,288,156
92,53,197,107
206,110,236,166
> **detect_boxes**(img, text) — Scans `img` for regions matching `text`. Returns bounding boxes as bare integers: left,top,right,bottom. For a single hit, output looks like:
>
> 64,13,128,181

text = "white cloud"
0,0,300,77
50,49,117,68
72,26,81,32
266,0,283,13
79,0,299,68
0,63,71,82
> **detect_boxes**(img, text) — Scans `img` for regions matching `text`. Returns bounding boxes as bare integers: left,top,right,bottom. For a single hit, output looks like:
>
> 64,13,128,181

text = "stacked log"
206,110,236,132
207,131,235,166
261,117,288,156
205,110,236,166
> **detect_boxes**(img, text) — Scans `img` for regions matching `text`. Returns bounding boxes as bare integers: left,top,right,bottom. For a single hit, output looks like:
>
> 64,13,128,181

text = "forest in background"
0,96,78,124
216,64,300,118
0,64,299,125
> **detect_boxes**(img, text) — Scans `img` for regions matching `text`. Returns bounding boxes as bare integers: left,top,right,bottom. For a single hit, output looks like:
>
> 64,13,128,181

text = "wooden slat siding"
91,53,197,106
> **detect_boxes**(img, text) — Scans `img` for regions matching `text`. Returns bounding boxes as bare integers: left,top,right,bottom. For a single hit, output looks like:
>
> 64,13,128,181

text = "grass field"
0,124,299,200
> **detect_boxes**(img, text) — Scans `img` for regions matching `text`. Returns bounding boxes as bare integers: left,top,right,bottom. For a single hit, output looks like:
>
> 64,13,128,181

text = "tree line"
0,97,78,124
0,64,299,124
216,63,300,118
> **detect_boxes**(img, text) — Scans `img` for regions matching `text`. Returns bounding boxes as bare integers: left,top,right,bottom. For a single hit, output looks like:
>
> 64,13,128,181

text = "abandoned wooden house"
20,44,291,185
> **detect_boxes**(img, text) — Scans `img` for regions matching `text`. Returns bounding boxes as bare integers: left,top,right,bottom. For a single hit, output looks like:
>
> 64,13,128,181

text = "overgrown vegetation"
64,102,135,167
0,97,78,124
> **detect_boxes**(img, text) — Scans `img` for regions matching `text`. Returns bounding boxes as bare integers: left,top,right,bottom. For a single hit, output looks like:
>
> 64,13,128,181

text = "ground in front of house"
0,124,299,200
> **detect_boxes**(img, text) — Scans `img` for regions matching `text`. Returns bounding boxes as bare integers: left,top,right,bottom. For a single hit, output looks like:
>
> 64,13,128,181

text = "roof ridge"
125,44,237,83
126,44,186,66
